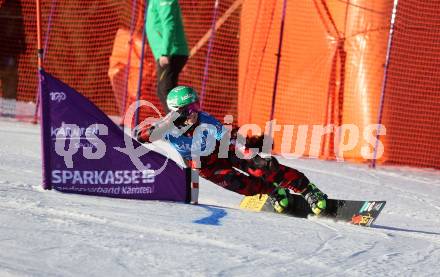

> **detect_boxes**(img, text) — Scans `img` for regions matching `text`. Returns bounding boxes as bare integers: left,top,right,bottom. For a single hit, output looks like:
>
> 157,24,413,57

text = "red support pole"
371,0,400,168
265,0,288,150
33,0,43,124
268,0,287,124
187,160,199,204
36,0,43,70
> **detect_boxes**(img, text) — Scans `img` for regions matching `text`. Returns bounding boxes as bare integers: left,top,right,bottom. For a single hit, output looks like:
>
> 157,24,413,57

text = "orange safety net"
1,0,37,119
238,0,393,162
179,0,240,120
1,0,439,169
2,0,127,117
0,0,241,122
380,0,440,168
108,12,158,126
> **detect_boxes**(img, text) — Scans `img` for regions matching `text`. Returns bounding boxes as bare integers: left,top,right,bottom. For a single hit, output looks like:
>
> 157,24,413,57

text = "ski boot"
269,185,291,213
301,183,327,215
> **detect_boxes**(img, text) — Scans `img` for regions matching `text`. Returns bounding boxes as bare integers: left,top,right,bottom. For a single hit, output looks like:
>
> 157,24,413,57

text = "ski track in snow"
1,120,440,276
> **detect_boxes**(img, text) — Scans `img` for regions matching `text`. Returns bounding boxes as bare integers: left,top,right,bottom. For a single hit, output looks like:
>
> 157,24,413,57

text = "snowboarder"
136,86,328,215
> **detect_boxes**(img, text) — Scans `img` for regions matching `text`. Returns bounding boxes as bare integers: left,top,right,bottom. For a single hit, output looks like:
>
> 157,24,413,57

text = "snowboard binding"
301,183,328,215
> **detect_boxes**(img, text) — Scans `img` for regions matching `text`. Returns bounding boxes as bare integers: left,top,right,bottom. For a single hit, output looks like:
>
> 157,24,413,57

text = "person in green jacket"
146,0,189,113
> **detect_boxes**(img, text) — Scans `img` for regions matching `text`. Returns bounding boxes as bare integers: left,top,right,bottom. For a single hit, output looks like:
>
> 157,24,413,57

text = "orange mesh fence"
380,0,440,168
0,0,240,122
238,0,393,162
0,0,133,118
1,0,37,119
180,0,240,120
40,0,124,116
0,0,439,169
108,6,158,125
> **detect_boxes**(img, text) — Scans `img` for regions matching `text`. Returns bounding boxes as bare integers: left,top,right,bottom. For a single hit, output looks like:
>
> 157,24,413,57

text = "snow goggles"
174,102,200,126
179,102,200,114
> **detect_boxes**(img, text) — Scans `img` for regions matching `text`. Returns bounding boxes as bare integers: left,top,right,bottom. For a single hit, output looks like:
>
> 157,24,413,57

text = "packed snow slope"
1,120,439,277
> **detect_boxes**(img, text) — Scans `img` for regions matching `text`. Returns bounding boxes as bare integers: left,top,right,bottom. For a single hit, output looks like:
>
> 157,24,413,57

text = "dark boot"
300,183,327,215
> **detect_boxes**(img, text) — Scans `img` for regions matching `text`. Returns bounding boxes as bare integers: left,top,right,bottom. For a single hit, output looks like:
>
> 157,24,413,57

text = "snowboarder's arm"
137,112,180,143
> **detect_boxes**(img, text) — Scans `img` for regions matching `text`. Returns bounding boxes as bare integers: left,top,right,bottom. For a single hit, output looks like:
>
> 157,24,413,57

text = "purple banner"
40,70,190,202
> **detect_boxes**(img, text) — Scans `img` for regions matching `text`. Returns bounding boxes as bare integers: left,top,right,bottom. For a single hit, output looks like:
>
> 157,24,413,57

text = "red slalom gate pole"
187,160,199,204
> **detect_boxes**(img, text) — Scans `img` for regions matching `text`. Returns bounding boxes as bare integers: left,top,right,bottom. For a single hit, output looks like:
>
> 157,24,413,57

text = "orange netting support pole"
35,0,42,69
120,0,140,127
33,0,43,124
267,0,287,138
200,0,220,108
33,0,58,123
371,0,399,168
134,0,149,128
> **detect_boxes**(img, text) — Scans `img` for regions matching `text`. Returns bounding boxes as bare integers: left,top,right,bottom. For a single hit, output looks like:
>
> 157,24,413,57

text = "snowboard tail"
240,193,386,227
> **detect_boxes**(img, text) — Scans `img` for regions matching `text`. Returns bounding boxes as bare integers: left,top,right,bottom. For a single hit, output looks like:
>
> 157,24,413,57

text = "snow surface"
1,120,439,276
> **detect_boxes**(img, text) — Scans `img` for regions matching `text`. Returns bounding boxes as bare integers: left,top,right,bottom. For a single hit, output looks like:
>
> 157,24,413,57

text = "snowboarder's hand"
159,56,170,67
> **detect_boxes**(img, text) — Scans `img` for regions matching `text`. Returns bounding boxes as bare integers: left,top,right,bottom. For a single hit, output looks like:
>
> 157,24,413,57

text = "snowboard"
240,193,386,227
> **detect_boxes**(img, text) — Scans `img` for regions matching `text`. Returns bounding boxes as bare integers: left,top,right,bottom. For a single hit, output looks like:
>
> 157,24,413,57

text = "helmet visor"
174,102,200,127
179,102,200,114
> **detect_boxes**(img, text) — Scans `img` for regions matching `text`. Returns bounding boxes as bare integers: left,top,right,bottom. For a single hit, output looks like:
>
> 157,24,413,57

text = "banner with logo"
39,70,190,202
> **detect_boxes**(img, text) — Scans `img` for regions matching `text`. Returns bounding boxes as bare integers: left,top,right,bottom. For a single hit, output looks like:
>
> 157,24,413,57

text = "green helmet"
166,86,199,111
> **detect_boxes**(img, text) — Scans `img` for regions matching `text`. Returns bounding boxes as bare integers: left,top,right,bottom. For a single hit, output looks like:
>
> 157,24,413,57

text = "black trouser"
156,55,188,113
199,145,311,196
